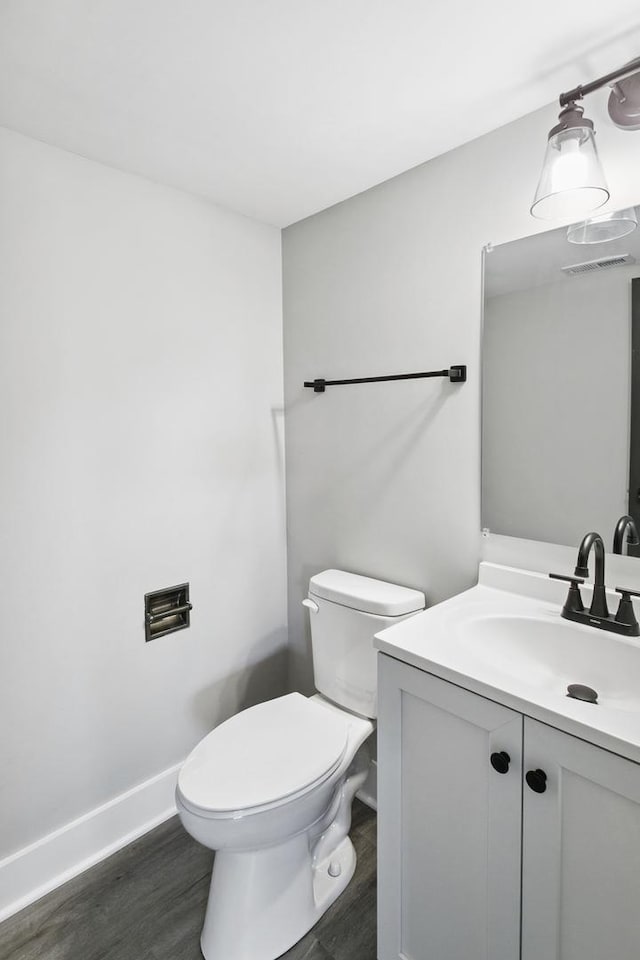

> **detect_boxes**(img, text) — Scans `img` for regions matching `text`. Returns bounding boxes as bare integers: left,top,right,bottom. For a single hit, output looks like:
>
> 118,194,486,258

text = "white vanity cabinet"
378,653,640,960
522,717,640,960
377,653,523,960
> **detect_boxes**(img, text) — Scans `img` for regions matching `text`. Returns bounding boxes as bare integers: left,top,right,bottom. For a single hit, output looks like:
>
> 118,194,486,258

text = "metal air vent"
561,254,635,276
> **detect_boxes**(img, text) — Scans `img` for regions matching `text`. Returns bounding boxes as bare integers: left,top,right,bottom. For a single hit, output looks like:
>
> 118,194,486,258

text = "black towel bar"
303,364,466,393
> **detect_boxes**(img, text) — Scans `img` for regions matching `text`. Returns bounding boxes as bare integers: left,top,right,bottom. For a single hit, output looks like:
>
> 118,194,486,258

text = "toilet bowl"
177,693,372,960
177,570,425,960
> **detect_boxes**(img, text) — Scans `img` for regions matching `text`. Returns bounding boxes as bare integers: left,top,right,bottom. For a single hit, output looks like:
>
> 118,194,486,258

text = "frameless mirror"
482,207,640,555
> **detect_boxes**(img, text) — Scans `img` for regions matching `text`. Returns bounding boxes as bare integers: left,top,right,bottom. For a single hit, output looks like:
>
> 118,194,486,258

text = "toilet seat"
177,693,349,818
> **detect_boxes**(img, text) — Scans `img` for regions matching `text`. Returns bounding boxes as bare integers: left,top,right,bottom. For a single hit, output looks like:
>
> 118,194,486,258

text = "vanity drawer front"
378,653,522,960
522,718,640,960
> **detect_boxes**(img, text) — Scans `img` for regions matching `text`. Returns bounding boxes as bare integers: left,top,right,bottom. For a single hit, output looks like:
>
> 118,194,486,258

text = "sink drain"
567,683,598,704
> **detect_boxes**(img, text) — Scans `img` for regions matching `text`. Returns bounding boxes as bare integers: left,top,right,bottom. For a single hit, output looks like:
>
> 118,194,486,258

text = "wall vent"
561,254,635,276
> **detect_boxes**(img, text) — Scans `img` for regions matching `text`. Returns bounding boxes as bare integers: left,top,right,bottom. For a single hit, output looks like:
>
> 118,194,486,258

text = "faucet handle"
549,573,585,615
614,587,640,633
549,573,585,585
615,586,640,599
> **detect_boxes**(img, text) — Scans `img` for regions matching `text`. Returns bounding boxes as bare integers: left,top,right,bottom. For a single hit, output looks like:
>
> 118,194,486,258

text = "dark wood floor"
0,800,377,960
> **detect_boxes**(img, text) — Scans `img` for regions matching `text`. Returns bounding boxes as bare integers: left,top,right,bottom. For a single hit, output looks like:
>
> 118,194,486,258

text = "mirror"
482,207,640,555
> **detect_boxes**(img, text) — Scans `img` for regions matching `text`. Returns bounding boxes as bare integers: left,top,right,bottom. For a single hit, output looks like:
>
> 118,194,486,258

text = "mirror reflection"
482,207,640,555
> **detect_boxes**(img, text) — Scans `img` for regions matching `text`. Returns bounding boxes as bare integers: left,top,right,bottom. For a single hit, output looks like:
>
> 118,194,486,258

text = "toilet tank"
306,570,425,719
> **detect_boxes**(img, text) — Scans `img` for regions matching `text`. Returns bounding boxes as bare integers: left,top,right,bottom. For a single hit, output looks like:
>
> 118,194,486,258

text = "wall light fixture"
531,57,640,221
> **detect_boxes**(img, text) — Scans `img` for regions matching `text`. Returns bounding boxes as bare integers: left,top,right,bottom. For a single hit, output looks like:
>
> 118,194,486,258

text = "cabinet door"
522,718,640,960
378,654,523,960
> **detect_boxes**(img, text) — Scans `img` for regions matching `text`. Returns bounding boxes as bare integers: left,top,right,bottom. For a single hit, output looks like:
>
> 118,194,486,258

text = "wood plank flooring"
0,800,377,960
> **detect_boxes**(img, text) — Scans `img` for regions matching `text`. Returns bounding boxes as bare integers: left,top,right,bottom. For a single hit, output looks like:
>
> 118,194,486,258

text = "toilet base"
200,832,356,960
311,834,356,917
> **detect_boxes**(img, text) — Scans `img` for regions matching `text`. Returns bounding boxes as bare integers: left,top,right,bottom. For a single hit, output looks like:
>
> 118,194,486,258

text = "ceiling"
1,2,640,227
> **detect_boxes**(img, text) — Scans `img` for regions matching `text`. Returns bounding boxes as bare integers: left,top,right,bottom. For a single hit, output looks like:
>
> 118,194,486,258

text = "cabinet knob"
490,751,511,774
525,769,548,794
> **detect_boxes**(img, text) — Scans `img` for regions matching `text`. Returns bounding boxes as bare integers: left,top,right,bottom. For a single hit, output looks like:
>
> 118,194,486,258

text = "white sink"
374,562,640,763
455,613,640,714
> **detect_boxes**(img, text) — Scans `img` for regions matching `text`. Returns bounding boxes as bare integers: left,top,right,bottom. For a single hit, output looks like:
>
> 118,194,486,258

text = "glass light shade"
531,125,609,220
567,207,638,244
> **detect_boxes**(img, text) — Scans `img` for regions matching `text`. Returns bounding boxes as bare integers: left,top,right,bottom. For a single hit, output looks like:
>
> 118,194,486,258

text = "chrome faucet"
549,530,640,637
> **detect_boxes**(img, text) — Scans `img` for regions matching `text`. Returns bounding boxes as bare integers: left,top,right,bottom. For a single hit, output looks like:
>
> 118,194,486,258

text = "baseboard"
356,758,377,811
0,762,181,923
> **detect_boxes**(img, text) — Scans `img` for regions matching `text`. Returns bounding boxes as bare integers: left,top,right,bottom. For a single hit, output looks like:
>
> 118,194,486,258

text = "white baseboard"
0,762,181,923
356,758,377,811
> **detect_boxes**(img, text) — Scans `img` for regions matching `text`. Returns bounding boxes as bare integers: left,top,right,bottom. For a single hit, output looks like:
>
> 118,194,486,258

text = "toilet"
176,569,425,960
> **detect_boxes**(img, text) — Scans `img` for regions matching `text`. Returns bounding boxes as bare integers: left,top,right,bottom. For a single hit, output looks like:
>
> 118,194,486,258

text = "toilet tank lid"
309,569,425,617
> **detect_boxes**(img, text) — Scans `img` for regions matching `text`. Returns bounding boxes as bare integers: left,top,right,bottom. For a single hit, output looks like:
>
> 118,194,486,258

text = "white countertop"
374,561,640,764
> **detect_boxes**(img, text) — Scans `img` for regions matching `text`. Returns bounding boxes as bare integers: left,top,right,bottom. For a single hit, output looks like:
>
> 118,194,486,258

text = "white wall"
0,127,287,861
282,98,640,692
483,266,637,546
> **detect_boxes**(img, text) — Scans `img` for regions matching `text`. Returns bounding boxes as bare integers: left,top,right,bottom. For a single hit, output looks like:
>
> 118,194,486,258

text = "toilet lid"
177,693,349,813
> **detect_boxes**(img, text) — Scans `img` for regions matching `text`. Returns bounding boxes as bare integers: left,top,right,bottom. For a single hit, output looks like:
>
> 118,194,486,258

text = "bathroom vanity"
376,562,640,960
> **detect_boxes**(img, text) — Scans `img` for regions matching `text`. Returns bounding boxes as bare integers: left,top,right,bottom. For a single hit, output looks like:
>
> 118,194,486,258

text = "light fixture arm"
559,56,640,107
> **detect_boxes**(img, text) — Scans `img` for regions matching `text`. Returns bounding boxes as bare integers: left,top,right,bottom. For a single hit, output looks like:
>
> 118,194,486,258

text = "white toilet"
176,569,425,960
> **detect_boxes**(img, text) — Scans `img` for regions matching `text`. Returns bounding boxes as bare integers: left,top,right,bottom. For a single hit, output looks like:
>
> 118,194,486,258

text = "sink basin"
455,613,640,714
374,563,640,761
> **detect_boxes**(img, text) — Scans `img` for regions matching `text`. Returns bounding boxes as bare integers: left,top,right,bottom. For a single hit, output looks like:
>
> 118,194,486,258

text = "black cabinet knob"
490,751,511,774
526,769,548,794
